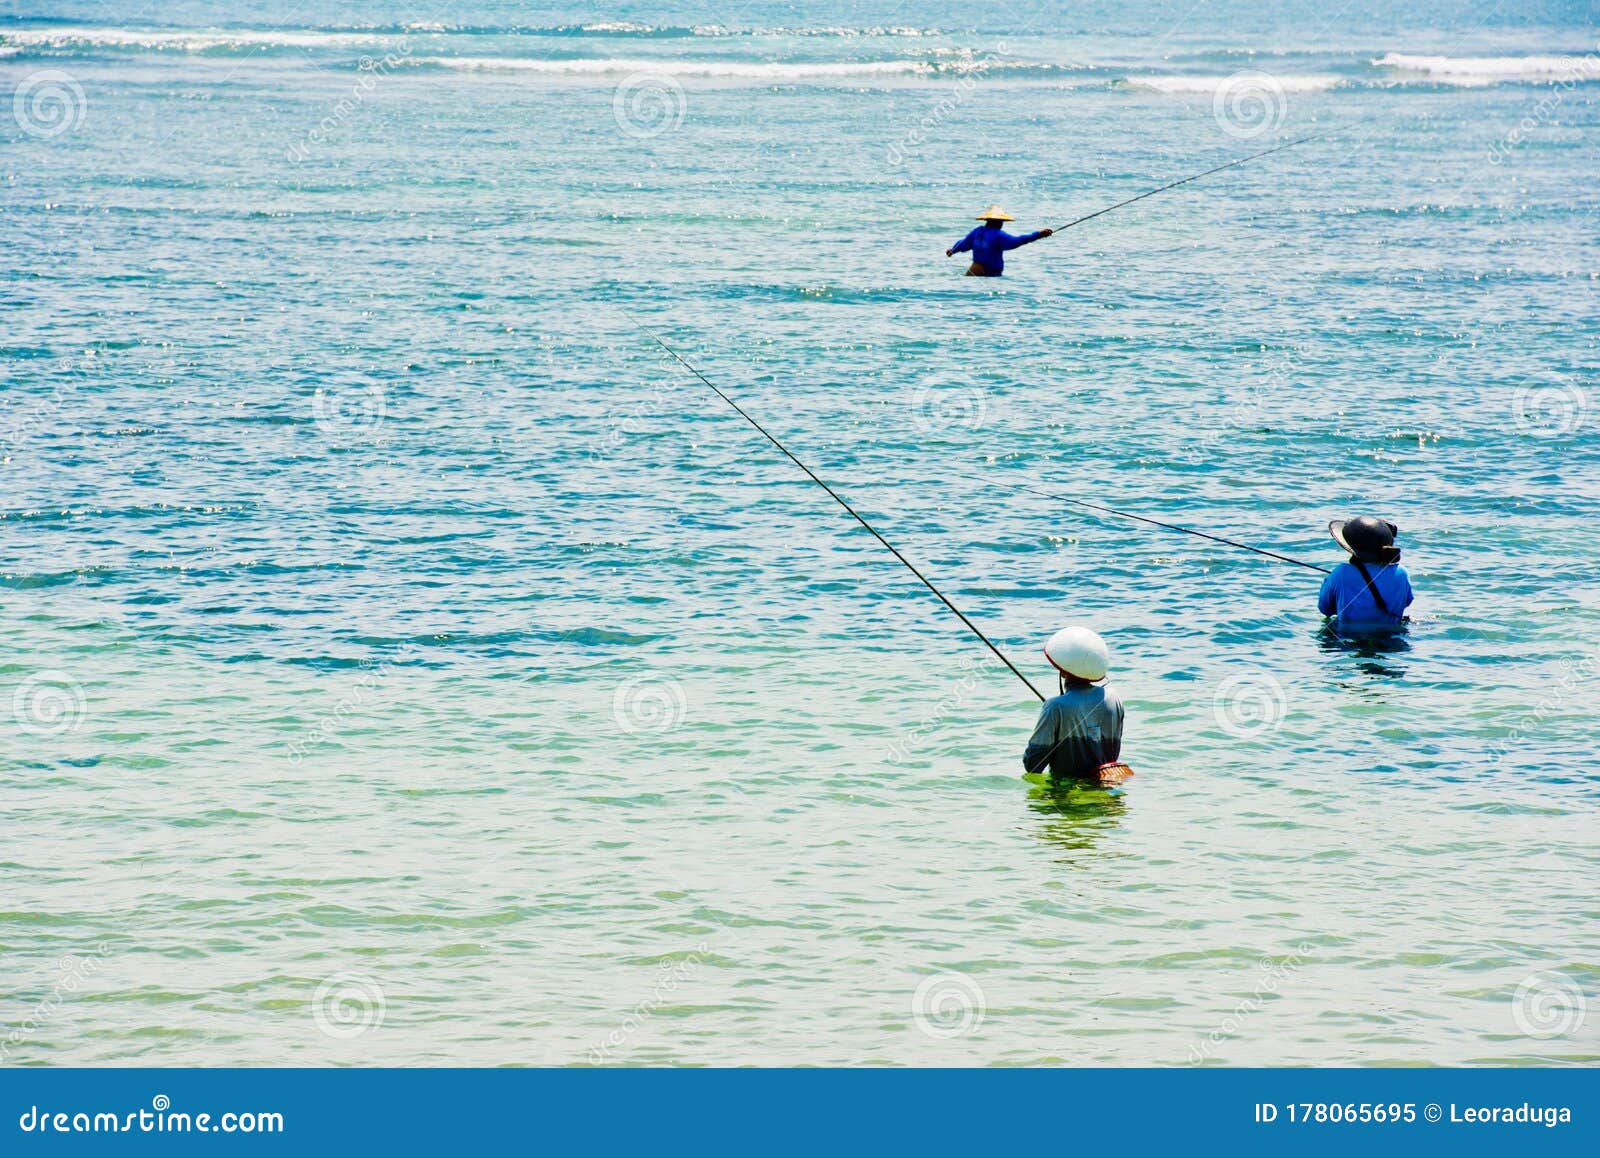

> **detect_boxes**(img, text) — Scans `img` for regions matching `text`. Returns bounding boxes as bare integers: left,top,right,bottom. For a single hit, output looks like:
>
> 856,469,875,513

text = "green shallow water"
1,0,1597,1065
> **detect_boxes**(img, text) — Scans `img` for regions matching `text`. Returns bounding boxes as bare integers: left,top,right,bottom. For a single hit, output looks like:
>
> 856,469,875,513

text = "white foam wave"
778,26,940,38
575,25,941,38
431,57,931,79
0,22,952,54
0,26,388,51
579,22,657,35
1126,73,1341,94
1375,52,1600,85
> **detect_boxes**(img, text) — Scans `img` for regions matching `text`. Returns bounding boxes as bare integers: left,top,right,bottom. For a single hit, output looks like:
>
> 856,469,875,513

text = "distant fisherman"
1319,516,1414,631
1023,626,1131,786
946,206,1052,276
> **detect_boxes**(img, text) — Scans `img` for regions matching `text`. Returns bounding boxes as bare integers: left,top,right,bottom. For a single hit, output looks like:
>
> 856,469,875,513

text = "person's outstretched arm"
1000,228,1053,251
946,228,976,258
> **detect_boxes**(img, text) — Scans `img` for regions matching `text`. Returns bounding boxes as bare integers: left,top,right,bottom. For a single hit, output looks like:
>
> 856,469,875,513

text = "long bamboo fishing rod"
1049,135,1319,235
972,475,1330,573
629,318,1047,701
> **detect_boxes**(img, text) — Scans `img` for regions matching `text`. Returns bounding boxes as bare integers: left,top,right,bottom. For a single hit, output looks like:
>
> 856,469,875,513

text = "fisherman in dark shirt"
947,206,1052,276
1022,625,1126,783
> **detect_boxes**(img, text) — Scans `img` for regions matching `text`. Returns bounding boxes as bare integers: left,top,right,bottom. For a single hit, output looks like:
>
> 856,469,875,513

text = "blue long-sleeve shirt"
1318,561,1413,630
950,225,1046,274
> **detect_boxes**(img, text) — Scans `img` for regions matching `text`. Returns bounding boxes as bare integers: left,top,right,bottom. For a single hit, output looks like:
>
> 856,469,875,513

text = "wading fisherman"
1319,517,1414,631
946,206,1052,276
1023,626,1129,784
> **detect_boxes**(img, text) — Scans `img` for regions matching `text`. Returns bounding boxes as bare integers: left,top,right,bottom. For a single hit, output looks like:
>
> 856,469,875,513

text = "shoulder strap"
1350,560,1393,617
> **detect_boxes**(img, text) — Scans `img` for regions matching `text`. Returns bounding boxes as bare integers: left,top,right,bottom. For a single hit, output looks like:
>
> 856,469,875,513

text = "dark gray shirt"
1022,684,1124,780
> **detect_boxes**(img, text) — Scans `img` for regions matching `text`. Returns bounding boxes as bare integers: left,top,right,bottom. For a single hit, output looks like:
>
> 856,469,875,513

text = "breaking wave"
1374,52,1600,85
431,56,933,79
1125,74,1343,94
3,25,1596,91
0,26,391,51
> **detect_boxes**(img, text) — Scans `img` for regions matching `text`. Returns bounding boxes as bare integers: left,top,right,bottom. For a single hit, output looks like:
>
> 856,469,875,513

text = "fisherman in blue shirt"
1318,516,1414,632
947,206,1052,276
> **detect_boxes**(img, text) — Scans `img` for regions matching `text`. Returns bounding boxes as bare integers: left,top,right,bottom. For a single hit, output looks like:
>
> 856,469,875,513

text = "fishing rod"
628,317,1048,701
971,476,1330,573
1049,135,1319,235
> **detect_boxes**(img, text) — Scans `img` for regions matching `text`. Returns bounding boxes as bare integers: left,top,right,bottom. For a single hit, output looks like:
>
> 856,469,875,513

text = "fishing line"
628,317,1048,701
970,475,1331,573
1048,135,1320,235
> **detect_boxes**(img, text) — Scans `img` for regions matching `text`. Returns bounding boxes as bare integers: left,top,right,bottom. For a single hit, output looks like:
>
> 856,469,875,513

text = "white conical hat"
1044,625,1109,682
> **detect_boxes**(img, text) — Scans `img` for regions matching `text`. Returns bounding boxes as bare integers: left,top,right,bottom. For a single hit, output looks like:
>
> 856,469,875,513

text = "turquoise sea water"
2,1,1597,1065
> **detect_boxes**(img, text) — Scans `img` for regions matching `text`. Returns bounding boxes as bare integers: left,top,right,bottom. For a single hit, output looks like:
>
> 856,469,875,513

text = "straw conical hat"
975,205,1014,222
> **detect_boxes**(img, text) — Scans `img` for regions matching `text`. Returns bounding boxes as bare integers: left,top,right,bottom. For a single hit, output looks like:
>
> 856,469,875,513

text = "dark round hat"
1329,516,1400,564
